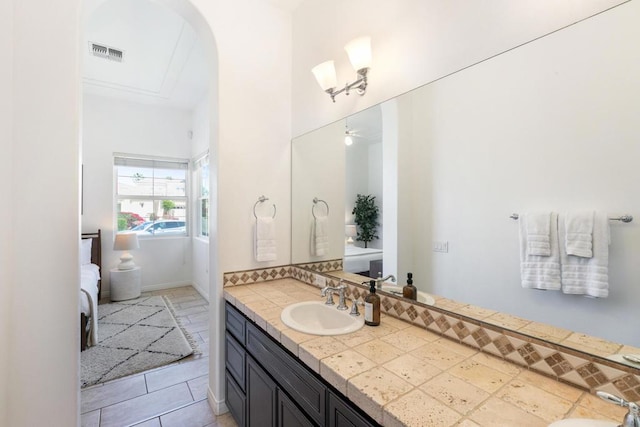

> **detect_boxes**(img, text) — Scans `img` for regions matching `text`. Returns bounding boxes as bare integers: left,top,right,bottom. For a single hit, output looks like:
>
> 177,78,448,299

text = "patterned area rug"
81,295,196,388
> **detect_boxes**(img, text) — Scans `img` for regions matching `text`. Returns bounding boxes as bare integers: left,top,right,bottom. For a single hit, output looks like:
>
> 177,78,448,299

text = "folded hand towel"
312,216,329,256
560,212,610,298
565,211,594,258
525,212,552,256
255,216,277,262
519,212,561,290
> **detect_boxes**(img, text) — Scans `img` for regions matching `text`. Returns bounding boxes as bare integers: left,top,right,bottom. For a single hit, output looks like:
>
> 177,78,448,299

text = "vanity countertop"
224,278,626,427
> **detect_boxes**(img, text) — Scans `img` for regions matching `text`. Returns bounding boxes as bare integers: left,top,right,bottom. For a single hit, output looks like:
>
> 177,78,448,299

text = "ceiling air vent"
90,42,124,62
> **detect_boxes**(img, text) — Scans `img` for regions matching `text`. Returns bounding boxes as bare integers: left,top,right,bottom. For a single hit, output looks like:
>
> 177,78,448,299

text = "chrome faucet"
320,281,348,310
597,391,640,427
374,274,396,290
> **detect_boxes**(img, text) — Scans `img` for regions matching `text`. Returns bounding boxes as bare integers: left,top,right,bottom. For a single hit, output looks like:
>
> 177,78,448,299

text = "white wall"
198,0,292,409
10,0,82,425
292,0,626,136
82,94,194,294
401,1,640,345
0,0,13,422
191,97,210,299
5,0,291,423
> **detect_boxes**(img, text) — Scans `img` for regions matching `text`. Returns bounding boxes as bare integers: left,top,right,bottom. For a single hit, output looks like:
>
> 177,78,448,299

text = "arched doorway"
79,0,220,424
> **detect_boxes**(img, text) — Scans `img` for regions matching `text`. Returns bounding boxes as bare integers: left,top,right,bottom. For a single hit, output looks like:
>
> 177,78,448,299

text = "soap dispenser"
402,272,417,301
364,280,380,326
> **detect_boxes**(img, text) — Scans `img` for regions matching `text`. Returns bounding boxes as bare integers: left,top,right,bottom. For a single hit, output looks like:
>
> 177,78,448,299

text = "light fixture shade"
344,134,353,146
311,60,337,91
344,36,371,72
113,232,140,251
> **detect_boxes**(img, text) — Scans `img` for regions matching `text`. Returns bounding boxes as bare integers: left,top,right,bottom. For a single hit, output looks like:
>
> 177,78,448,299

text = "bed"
343,245,383,274
80,230,101,351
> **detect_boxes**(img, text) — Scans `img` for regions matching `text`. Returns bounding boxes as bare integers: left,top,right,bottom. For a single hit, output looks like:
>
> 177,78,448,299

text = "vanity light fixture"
312,36,371,103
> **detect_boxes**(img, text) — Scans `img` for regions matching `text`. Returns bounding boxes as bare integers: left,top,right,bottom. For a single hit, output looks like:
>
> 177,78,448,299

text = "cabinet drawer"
246,322,326,426
226,370,246,427
225,333,246,391
226,302,246,345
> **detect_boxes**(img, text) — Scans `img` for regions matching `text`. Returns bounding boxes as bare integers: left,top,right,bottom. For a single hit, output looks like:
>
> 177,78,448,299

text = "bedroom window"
114,155,189,237
193,152,209,238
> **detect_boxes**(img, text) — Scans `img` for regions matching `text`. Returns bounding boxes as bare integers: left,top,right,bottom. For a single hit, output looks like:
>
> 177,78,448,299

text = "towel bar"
510,213,633,223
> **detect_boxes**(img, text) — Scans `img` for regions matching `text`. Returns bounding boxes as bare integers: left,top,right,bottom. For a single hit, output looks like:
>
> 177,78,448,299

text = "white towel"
312,216,329,256
519,212,561,290
564,211,594,258
560,212,610,298
525,212,552,256
255,216,277,262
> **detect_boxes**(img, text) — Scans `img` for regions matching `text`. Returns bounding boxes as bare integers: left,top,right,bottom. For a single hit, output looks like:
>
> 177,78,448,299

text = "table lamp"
113,232,140,270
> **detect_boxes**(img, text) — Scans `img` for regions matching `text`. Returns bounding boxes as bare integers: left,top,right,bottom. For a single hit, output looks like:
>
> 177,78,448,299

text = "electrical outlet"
433,241,449,253
315,274,327,287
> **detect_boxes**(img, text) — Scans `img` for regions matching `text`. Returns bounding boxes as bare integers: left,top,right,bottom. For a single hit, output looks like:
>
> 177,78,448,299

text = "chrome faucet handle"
597,391,640,427
336,282,348,311
320,286,335,305
348,298,362,316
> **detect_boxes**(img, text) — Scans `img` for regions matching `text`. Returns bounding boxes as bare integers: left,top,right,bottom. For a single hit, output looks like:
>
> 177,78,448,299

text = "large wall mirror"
291,7,640,371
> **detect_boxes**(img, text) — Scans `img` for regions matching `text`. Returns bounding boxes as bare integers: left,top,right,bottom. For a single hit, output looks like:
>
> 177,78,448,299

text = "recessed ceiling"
83,0,208,110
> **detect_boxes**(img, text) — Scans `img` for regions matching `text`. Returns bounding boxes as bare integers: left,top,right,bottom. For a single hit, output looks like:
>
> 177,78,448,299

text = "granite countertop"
224,278,626,427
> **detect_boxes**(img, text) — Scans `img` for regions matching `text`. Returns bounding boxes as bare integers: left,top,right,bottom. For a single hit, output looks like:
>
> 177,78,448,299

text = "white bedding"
80,263,100,346
343,245,383,273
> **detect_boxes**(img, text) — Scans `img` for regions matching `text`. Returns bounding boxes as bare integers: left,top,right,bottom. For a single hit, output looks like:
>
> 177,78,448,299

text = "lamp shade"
344,36,371,72
113,232,139,251
345,225,357,237
311,60,337,91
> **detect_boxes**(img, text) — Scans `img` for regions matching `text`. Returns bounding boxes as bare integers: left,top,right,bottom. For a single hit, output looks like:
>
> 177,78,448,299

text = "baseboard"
207,387,228,415
102,282,206,302
191,281,210,302
141,281,193,293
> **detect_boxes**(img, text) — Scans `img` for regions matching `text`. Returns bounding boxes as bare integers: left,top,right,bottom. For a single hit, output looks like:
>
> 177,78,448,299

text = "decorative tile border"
225,265,640,402
294,259,343,273
223,265,292,287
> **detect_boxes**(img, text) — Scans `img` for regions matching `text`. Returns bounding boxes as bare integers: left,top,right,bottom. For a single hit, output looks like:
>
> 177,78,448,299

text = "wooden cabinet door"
277,389,315,427
247,355,277,427
328,392,378,427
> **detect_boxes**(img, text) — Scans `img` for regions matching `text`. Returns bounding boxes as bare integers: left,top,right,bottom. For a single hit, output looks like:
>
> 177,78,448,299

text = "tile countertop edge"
223,278,627,427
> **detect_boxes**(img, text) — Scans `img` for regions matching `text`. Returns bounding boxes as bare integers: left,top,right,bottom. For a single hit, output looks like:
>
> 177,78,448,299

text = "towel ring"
253,195,276,219
312,197,329,219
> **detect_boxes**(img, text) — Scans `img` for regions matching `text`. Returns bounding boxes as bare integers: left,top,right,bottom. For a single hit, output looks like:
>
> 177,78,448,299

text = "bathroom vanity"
223,277,628,426
225,301,378,426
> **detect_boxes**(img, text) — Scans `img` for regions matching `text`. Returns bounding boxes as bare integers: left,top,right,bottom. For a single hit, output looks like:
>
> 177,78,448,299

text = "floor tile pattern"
81,286,237,427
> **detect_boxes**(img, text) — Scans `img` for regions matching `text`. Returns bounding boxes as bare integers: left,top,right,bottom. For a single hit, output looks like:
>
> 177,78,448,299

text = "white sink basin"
281,301,365,336
380,285,435,306
548,419,617,427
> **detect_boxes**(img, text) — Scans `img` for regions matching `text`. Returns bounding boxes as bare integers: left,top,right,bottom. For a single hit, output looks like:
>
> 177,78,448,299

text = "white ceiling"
83,0,209,110
345,105,382,145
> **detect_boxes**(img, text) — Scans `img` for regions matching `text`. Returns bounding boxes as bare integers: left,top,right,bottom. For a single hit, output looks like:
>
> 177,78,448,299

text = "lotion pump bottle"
402,272,417,301
364,280,380,326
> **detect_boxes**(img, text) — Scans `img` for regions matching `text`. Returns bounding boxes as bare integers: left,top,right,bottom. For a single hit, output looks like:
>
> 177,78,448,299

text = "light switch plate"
433,241,449,253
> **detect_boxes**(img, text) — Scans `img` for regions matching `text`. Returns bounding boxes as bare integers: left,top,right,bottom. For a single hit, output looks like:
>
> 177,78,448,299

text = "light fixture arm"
325,68,369,103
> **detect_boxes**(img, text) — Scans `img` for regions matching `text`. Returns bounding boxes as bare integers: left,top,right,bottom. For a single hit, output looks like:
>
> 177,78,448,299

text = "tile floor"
81,286,238,427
